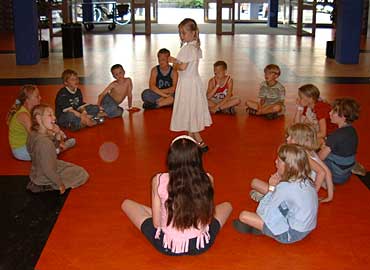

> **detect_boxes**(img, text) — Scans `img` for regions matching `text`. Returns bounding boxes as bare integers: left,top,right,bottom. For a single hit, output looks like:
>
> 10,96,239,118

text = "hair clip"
15,99,21,105
171,135,197,145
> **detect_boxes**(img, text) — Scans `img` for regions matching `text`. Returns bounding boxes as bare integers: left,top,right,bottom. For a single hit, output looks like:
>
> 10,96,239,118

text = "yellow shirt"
9,106,29,149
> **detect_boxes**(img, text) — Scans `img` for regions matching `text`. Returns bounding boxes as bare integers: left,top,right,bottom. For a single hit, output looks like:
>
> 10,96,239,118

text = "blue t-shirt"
257,180,318,235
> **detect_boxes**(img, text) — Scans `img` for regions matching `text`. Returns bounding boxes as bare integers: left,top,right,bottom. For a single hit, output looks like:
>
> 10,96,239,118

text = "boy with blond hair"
246,64,285,119
55,69,103,131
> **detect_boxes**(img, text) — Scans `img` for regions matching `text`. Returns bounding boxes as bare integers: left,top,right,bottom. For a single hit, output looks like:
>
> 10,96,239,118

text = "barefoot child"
98,64,140,116
122,135,232,255
286,123,334,203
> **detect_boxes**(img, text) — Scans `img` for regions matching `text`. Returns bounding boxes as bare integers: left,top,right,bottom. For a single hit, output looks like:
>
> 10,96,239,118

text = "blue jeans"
141,89,161,107
12,145,31,161
101,94,123,118
57,104,100,131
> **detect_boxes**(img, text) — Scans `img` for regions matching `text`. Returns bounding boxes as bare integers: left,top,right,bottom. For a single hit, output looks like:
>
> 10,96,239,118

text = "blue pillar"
268,0,278,27
13,0,39,65
335,0,363,64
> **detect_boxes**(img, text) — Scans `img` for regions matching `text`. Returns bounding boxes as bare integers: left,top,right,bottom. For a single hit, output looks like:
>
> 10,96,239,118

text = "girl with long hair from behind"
122,135,232,255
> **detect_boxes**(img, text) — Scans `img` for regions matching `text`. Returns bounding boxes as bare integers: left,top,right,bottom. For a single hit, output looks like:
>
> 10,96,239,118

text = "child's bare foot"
128,106,141,112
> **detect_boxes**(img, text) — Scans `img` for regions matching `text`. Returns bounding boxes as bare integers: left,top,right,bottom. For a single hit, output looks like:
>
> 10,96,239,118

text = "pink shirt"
155,173,211,254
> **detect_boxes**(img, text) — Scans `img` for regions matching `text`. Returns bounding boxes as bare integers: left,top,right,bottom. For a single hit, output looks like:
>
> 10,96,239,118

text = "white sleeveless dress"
170,41,212,133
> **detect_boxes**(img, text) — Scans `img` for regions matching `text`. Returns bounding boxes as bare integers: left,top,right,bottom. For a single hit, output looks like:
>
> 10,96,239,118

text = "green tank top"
9,106,30,149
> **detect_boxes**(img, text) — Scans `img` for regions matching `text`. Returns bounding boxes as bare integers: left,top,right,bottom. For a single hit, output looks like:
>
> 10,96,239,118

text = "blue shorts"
262,224,311,244
141,89,174,107
140,218,220,256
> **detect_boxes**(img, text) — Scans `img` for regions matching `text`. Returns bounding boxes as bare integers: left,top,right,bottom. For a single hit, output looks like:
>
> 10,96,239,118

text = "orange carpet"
1,81,370,269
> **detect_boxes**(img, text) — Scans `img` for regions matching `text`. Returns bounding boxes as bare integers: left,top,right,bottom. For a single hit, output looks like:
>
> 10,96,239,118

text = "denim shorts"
262,224,311,244
140,218,220,256
101,94,123,118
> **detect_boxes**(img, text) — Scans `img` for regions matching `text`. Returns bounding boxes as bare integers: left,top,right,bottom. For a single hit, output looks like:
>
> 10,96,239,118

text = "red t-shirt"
303,100,337,136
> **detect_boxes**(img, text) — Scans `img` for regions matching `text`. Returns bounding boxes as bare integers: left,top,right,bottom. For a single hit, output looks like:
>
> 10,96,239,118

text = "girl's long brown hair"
6,85,38,125
166,138,214,231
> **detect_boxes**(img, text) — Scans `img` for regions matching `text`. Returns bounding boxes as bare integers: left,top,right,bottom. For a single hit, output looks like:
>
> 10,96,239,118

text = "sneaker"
143,102,157,110
250,190,264,202
228,107,236,115
246,107,257,116
232,219,263,235
198,142,209,153
221,107,236,115
93,116,105,124
64,138,76,150
351,162,367,176
264,112,279,120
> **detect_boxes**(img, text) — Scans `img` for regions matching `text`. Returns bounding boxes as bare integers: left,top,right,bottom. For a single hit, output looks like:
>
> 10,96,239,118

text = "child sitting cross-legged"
121,135,232,255
206,60,241,114
55,69,105,131
245,64,285,119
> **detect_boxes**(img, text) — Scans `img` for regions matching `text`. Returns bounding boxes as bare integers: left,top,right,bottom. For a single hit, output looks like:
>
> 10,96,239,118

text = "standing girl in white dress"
169,18,212,152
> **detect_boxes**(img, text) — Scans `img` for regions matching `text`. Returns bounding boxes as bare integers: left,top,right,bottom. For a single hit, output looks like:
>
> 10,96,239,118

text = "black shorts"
140,218,221,256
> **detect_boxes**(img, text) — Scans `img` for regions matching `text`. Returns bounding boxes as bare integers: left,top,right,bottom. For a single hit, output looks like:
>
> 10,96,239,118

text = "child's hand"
168,56,176,64
59,184,66,194
319,197,332,203
268,173,281,186
128,106,141,112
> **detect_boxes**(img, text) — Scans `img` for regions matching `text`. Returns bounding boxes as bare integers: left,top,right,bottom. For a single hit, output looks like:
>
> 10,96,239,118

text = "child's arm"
293,97,305,123
127,78,133,109
216,78,234,108
317,118,327,141
151,174,161,228
97,83,113,105
168,56,188,71
149,67,170,98
206,77,218,99
313,157,334,203
308,158,326,192
318,144,331,160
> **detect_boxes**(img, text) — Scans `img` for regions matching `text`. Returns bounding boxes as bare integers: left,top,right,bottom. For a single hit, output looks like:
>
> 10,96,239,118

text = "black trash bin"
62,23,83,58
326,41,335,59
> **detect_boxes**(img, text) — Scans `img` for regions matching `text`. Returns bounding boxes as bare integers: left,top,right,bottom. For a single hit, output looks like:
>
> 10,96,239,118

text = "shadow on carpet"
0,176,69,270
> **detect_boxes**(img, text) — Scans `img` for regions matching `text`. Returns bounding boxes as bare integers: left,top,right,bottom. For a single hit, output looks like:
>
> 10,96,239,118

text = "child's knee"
121,199,132,212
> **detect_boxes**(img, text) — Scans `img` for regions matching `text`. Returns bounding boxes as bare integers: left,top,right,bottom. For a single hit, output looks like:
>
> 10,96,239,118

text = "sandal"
232,220,263,235
246,107,257,116
249,190,264,202
198,141,209,153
